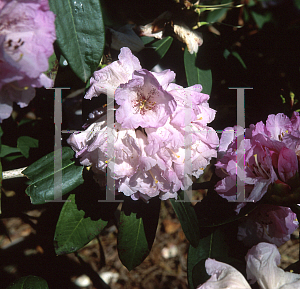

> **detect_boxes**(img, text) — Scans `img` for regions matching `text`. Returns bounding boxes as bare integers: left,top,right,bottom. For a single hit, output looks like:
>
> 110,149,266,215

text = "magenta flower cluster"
215,112,300,246
215,112,300,212
0,0,56,121
68,47,219,201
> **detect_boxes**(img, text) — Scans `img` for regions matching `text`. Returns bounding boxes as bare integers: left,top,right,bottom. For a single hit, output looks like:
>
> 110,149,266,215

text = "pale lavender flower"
246,242,300,289
0,0,56,121
197,258,251,289
68,48,218,201
115,69,177,129
237,204,298,247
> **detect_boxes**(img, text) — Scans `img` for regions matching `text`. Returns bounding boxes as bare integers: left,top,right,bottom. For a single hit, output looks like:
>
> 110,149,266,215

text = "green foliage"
6,276,49,289
184,47,212,95
17,136,39,158
48,0,105,82
0,137,38,159
117,197,161,271
23,147,84,204
150,37,173,59
170,191,200,247
187,227,243,289
54,194,108,255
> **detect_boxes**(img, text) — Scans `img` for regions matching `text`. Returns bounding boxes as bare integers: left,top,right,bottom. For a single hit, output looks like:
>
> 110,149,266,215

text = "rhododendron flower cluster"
0,0,56,121
215,113,300,213
198,242,300,289
237,204,298,247
68,47,219,201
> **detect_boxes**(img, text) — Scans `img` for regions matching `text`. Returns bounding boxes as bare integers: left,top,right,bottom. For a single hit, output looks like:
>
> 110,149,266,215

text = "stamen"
149,169,158,184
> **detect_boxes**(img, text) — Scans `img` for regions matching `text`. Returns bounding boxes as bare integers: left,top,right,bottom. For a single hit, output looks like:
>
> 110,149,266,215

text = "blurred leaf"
141,36,155,45
170,191,200,247
187,228,229,289
23,147,84,204
250,10,272,29
6,275,49,289
118,197,160,271
0,145,21,158
150,36,173,58
17,136,38,158
224,49,247,69
295,0,300,9
184,47,212,95
44,52,59,83
49,0,105,82
207,8,229,23
54,194,108,255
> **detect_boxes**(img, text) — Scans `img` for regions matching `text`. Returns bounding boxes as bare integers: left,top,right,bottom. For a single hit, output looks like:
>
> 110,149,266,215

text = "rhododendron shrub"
68,47,219,201
0,0,56,121
215,113,300,213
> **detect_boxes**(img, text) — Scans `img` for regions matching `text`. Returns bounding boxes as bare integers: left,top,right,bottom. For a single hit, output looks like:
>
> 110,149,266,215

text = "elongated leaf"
151,36,173,58
170,191,200,247
49,0,105,82
17,136,38,158
187,228,228,289
54,194,108,255
184,47,212,95
7,275,49,289
0,145,21,158
118,197,160,271
23,147,84,204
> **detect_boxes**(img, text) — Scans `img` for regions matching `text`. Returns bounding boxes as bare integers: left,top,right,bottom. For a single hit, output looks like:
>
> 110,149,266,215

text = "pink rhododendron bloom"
246,242,300,289
196,258,251,289
237,204,298,247
115,69,177,129
277,147,298,182
85,47,141,99
215,113,300,213
68,47,218,201
0,0,56,121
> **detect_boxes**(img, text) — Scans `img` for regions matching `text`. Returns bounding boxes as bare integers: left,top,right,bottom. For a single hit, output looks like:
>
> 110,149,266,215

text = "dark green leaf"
231,52,247,69
184,47,212,95
6,275,49,289
23,147,84,204
0,145,21,158
141,36,155,45
17,136,38,158
54,194,108,255
150,37,173,59
207,8,229,23
118,197,160,271
170,191,200,247
250,11,272,29
49,0,105,82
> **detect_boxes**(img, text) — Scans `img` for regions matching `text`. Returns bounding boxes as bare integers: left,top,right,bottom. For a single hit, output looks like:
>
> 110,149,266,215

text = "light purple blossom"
215,113,300,213
237,204,298,247
246,242,300,289
196,258,251,289
68,47,218,201
115,69,177,129
197,243,300,289
0,0,56,122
